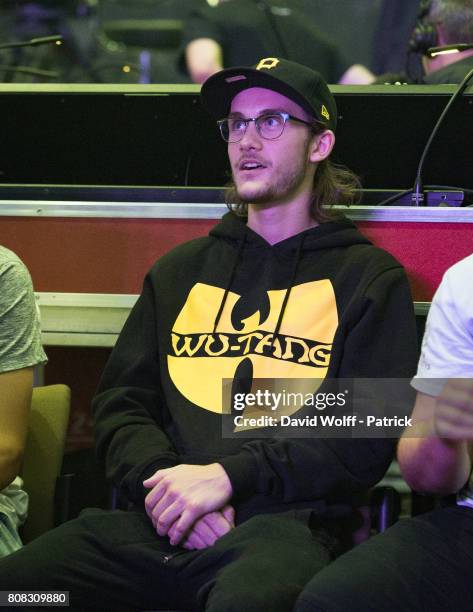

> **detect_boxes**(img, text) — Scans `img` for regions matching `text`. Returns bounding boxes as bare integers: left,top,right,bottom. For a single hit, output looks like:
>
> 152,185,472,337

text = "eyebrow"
228,108,287,118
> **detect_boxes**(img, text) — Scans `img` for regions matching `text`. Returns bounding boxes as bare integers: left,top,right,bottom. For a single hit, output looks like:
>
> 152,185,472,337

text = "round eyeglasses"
217,111,314,143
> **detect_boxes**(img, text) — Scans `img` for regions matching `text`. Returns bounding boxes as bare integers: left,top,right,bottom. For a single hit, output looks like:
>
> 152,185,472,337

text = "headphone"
408,0,438,55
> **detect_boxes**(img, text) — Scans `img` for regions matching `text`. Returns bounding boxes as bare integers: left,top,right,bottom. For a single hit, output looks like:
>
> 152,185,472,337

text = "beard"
232,141,312,206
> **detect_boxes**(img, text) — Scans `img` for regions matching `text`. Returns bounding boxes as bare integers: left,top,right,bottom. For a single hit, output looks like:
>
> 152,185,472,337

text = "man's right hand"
178,505,235,550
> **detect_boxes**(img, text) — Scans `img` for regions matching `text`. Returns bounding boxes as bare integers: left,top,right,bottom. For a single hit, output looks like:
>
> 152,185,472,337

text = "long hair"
225,123,361,223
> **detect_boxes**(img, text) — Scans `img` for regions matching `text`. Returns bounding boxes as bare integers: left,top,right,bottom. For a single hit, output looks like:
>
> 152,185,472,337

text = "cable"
0,35,63,51
411,66,473,205
0,64,59,78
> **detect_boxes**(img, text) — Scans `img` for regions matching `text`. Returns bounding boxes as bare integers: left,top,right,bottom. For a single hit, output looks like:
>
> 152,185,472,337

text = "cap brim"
201,65,317,120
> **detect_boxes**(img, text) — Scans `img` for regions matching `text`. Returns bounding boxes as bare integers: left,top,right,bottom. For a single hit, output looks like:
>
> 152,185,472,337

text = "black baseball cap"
201,57,337,131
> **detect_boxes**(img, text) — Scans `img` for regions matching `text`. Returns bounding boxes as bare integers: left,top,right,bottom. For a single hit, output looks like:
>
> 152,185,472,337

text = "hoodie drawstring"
213,231,305,346
270,233,306,349
213,235,246,334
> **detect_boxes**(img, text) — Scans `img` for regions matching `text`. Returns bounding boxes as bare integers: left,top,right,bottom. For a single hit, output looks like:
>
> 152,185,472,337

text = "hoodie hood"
209,212,372,253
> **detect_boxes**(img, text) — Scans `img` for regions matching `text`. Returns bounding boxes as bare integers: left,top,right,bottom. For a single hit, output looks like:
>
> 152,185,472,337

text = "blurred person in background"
183,0,375,84
374,0,473,84
417,0,473,83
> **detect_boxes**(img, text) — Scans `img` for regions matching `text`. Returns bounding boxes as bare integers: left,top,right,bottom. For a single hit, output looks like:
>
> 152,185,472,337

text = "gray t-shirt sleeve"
0,254,47,373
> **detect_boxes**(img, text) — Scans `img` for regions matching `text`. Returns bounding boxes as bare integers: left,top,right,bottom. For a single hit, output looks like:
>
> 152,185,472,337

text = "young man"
294,254,473,612
0,246,47,557
0,58,417,611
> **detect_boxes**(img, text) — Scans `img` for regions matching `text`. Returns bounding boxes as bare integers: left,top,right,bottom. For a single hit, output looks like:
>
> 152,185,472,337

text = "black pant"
0,509,339,611
295,505,473,612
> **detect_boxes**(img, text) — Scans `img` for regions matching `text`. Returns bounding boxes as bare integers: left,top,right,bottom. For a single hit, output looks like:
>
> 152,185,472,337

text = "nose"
239,119,262,149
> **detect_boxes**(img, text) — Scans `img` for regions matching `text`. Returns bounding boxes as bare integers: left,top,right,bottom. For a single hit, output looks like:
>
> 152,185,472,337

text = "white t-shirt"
412,253,473,507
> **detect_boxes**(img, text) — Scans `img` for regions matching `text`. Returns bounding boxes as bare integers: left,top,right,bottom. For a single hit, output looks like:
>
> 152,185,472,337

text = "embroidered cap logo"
256,57,280,70
321,105,330,121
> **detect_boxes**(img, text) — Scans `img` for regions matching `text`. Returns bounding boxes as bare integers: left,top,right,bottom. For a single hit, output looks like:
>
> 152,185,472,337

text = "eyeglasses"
217,111,314,143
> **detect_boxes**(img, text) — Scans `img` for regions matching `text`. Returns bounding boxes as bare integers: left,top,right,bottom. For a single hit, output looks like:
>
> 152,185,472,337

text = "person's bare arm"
398,380,473,495
0,367,33,490
185,38,223,84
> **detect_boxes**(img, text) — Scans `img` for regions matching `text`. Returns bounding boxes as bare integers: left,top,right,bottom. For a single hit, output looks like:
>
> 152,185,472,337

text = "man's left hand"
180,504,235,550
143,463,233,545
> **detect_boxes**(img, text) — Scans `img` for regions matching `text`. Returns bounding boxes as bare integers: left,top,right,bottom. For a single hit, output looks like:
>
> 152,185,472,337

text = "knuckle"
186,500,200,513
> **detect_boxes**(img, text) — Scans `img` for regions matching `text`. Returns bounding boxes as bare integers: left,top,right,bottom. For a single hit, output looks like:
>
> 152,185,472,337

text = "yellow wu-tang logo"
256,57,280,71
321,105,330,121
168,281,339,414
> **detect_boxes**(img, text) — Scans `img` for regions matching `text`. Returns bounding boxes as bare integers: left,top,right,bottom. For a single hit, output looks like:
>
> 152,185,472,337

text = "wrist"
211,463,233,499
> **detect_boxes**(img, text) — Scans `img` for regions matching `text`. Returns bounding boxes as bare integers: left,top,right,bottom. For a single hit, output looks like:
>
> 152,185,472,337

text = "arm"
398,382,473,495
399,260,473,494
92,274,180,507
0,254,46,490
0,367,33,490
94,273,234,545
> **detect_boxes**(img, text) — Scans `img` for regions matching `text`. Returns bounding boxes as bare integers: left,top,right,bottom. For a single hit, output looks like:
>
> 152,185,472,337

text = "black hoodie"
93,213,418,523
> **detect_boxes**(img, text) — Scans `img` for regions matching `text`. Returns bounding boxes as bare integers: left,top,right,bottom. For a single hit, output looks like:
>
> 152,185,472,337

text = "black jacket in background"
93,213,418,524
181,0,350,83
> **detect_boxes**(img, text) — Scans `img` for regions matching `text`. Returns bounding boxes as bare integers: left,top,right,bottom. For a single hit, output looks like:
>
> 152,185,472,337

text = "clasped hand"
143,463,233,547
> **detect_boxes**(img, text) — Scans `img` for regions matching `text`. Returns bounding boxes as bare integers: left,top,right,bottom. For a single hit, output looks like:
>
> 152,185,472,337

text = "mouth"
238,160,267,173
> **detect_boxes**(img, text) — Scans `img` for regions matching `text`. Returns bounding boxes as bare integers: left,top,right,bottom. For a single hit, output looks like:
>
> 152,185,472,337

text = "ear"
309,130,335,163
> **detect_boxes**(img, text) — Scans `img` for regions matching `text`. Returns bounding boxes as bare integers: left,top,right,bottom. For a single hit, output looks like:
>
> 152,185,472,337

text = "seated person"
0,246,47,557
0,58,416,611
375,0,473,84
183,0,375,84
294,252,473,612
420,0,473,83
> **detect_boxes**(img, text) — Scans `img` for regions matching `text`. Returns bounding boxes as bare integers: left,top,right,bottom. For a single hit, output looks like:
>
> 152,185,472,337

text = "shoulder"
0,247,33,293
435,254,473,312
0,245,26,269
148,236,216,277
342,242,405,282
443,253,473,282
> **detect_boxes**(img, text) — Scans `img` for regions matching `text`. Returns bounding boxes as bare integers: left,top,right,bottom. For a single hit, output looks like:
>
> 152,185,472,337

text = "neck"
247,195,317,245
